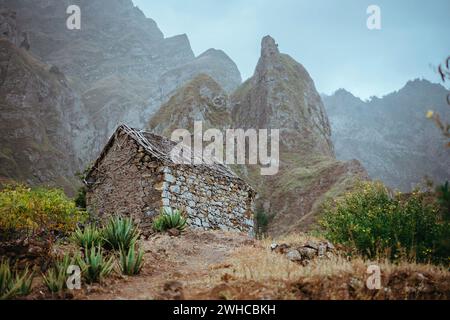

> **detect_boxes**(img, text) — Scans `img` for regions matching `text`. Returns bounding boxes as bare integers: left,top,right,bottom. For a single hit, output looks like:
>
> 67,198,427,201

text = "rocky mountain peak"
228,36,367,235
233,36,333,156
149,74,231,137
0,8,19,45
261,35,280,59
334,88,356,98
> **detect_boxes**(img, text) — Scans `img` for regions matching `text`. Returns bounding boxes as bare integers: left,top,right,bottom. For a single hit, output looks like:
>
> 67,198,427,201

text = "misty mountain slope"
158,49,242,97
147,36,368,235
0,0,242,188
232,36,333,156
0,0,241,161
148,74,232,137
323,80,450,191
230,36,368,235
0,38,90,193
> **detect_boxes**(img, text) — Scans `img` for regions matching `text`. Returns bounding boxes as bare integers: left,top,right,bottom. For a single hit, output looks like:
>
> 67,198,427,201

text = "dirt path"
85,230,254,300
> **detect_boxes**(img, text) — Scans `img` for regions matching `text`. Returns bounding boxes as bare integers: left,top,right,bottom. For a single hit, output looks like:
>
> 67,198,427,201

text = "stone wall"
87,132,255,234
158,165,255,234
86,133,162,224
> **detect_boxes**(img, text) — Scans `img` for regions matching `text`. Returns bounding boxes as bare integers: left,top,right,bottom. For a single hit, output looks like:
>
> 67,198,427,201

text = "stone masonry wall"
157,165,255,234
86,133,162,224
87,133,255,234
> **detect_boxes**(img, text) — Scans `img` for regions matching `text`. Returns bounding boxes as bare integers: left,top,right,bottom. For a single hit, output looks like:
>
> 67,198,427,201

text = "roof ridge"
86,125,247,185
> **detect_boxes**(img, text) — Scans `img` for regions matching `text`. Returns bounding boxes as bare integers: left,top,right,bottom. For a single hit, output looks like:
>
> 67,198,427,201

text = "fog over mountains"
0,0,448,231
323,79,450,191
0,0,240,192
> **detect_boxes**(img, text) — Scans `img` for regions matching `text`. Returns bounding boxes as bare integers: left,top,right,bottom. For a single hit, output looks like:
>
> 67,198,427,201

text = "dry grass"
23,230,449,300
199,233,450,300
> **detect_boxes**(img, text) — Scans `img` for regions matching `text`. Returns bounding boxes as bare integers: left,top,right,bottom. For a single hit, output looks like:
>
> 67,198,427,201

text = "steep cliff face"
323,80,450,191
230,36,368,235
0,0,242,189
0,39,90,193
232,36,333,156
148,36,368,235
0,0,241,160
0,9,18,45
158,49,242,96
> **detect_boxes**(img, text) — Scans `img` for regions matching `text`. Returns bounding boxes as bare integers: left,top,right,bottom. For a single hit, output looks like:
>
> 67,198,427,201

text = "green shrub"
152,208,187,232
42,253,77,294
74,187,87,209
255,207,269,238
436,181,450,220
0,259,34,300
0,184,87,238
103,216,140,251
320,181,450,264
77,246,114,284
119,242,144,276
71,224,103,249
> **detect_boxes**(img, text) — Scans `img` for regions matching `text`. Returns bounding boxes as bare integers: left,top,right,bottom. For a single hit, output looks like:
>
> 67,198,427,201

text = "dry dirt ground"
28,229,450,300
83,230,256,300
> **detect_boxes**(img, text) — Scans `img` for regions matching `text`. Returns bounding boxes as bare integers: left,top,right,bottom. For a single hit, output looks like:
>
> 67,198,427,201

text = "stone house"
84,125,256,234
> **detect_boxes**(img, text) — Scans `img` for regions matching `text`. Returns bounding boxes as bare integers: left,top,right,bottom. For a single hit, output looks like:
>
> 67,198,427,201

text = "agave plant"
71,224,104,249
119,242,144,276
77,246,115,284
43,267,66,294
102,216,140,251
152,208,187,232
42,253,77,294
0,259,34,300
14,267,34,297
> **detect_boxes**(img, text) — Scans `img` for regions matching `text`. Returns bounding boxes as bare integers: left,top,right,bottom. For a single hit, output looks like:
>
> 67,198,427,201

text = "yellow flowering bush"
0,185,87,238
320,181,450,264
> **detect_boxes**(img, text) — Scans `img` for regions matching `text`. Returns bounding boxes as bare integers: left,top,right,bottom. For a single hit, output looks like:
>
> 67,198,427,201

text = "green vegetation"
77,246,115,284
436,181,450,220
71,224,104,249
0,259,34,300
43,267,66,294
44,216,145,293
43,253,76,294
74,164,93,210
119,242,144,276
103,216,140,251
0,184,87,238
254,206,269,238
152,208,187,232
74,186,87,209
320,181,450,264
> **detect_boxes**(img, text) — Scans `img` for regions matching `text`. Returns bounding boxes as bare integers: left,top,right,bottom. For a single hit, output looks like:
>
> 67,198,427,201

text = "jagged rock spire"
261,35,279,59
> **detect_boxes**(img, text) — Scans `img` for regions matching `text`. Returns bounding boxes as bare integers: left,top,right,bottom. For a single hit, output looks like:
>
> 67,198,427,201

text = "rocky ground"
24,229,450,300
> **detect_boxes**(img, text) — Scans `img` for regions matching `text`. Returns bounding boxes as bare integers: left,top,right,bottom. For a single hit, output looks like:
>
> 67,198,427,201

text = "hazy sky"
132,0,450,99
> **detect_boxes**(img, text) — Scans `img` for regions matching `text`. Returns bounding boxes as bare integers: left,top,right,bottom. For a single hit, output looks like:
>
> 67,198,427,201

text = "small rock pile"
271,240,335,265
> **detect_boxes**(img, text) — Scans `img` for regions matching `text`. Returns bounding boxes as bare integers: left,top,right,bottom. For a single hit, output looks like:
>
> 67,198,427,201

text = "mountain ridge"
0,0,243,190
148,35,369,234
323,78,450,191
